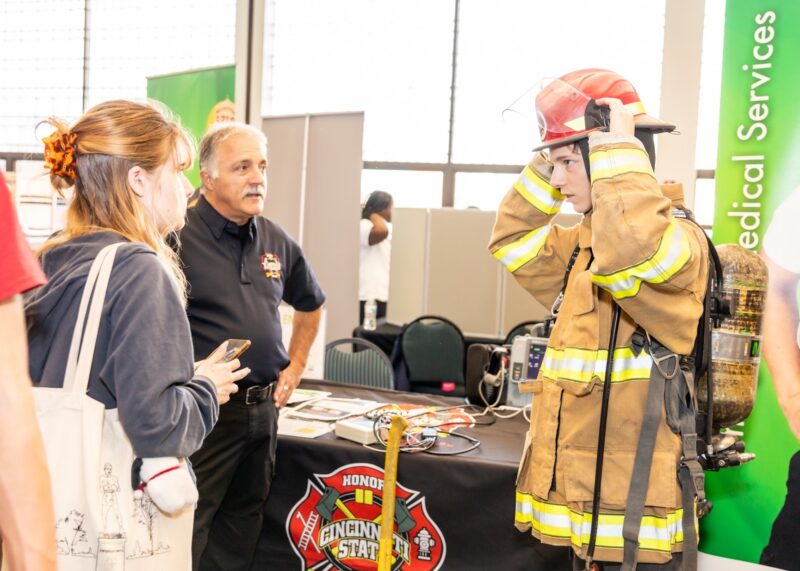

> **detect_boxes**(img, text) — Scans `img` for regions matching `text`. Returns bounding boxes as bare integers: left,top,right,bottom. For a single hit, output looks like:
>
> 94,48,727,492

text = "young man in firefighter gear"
489,69,709,570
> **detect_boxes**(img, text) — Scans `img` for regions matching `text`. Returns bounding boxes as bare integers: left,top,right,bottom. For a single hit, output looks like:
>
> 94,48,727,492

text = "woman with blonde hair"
25,100,245,567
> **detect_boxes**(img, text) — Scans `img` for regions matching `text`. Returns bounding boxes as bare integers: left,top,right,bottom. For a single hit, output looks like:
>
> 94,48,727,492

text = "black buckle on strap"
244,383,274,405
645,332,680,380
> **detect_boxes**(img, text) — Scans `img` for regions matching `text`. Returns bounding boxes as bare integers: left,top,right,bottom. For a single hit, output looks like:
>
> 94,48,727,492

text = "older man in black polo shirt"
179,122,325,571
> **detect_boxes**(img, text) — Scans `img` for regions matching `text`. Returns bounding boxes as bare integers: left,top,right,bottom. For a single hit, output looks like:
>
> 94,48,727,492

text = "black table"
254,380,571,570
353,323,506,357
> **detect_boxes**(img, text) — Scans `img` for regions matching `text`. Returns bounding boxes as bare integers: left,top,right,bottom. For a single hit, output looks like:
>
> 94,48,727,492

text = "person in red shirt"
0,169,56,570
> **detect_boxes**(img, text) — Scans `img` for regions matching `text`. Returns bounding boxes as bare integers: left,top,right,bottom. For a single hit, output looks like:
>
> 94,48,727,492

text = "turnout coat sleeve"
488,153,579,311
587,134,708,355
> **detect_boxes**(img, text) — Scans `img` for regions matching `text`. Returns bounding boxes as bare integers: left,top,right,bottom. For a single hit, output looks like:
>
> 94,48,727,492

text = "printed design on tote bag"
100,462,125,536
54,462,174,565
55,510,95,557
128,492,171,559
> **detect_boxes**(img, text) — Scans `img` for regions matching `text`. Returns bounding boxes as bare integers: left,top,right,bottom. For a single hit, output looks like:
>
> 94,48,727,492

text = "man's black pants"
191,389,278,571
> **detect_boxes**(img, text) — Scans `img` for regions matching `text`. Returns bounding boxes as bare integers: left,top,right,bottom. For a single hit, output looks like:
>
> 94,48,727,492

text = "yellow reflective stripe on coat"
513,165,564,215
540,346,652,384
591,221,692,300
492,225,551,273
589,146,654,183
515,493,685,553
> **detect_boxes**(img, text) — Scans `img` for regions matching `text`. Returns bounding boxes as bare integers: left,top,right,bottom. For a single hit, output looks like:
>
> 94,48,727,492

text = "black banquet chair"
397,315,466,397
324,337,394,390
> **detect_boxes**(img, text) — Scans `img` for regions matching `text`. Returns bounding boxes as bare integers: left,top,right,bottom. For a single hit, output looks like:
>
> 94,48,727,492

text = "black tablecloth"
254,380,571,570
353,323,506,357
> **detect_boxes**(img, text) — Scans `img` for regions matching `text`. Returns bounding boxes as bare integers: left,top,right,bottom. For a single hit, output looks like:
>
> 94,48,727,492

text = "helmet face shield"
504,78,606,152
504,69,676,153
535,77,595,143
501,83,543,154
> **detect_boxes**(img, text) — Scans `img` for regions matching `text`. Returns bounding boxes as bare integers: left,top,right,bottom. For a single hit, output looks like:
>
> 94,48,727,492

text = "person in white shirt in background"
359,190,393,326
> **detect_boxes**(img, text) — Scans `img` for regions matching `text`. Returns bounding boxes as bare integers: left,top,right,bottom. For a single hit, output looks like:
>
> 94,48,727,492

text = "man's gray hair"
199,122,268,180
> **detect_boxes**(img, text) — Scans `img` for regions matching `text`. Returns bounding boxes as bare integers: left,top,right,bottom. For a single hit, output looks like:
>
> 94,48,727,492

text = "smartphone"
214,338,251,363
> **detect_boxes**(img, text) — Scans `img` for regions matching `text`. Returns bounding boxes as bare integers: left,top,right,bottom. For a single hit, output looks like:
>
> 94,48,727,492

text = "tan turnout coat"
489,133,708,564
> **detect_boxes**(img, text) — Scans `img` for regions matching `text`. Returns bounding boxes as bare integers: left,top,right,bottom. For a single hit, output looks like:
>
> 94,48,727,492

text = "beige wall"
426,209,501,335
387,208,428,325
262,112,364,343
261,116,306,238
388,208,582,337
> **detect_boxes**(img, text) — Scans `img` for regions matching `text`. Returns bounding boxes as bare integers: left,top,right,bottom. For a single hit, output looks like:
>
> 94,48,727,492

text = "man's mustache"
241,185,266,198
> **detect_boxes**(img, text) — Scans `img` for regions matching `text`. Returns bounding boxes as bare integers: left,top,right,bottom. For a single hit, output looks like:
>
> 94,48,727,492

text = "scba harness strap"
620,331,704,571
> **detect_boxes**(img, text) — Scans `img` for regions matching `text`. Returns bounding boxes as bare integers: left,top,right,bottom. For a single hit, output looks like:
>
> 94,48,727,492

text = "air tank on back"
697,244,768,429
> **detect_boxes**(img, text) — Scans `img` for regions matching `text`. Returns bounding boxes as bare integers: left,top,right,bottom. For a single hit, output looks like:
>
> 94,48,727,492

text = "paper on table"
277,415,333,439
287,388,332,406
286,398,384,422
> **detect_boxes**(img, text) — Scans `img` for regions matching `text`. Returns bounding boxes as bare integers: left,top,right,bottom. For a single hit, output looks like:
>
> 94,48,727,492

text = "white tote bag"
31,243,193,570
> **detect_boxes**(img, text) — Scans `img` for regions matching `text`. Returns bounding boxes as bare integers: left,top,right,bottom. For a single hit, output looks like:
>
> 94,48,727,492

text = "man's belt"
230,382,275,405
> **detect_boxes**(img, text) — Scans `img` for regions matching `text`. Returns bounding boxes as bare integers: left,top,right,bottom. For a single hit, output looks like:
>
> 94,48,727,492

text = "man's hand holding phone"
194,340,252,405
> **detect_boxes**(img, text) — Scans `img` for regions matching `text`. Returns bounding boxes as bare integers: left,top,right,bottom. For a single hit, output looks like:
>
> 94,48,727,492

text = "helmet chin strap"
577,138,591,181
634,129,657,170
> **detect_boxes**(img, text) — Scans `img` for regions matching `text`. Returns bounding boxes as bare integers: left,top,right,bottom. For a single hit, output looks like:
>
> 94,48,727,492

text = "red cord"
137,465,181,492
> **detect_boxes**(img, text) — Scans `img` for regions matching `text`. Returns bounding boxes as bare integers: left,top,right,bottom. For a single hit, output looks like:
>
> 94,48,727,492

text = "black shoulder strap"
672,207,730,444
550,243,582,317
541,243,584,338
562,244,582,287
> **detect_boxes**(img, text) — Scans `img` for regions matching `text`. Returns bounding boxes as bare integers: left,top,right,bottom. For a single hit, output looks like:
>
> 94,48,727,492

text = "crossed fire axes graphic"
315,487,416,533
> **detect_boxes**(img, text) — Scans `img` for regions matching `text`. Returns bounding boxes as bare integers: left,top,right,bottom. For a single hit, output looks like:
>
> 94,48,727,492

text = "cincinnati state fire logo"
260,253,282,279
287,463,445,570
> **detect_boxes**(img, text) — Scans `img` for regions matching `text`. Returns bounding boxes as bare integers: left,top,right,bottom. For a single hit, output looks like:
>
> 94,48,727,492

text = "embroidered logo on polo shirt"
260,253,282,279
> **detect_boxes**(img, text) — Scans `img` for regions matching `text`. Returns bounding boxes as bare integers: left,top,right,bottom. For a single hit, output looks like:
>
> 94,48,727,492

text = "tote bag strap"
63,242,123,393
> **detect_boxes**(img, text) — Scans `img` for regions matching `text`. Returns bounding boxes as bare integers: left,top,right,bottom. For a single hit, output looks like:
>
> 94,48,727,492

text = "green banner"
703,0,800,563
147,65,236,188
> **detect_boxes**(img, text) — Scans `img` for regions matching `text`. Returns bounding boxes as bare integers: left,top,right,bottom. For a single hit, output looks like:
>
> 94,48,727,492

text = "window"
361,169,443,209
0,0,236,154
86,0,236,107
452,0,667,165
0,0,84,152
264,0,455,163
695,0,726,171
693,178,716,228
453,172,517,211
690,0,726,225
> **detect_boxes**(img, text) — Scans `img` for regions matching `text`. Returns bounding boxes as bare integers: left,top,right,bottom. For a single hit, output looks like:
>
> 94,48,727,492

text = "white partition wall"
386,208,429,326
262,112,364,343
388,208,583,337
425,209,502,335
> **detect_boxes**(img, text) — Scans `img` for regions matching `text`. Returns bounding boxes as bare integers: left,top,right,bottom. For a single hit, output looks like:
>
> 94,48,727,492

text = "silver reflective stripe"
591,222,691,299
493,225,551,273
540,346,653,384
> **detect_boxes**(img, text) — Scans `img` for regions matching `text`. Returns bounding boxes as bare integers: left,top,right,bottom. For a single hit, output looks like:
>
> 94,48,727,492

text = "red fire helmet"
532,68,675,152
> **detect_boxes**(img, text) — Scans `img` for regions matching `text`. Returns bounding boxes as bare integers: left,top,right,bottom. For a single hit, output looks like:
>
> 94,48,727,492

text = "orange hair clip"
42,130,78,181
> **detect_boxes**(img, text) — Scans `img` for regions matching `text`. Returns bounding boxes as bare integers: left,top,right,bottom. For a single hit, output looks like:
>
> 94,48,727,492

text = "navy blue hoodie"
26,231,218,458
